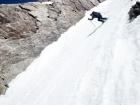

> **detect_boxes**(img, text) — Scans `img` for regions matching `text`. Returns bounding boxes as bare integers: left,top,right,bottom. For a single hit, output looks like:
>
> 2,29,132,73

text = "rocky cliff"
0,0,104,94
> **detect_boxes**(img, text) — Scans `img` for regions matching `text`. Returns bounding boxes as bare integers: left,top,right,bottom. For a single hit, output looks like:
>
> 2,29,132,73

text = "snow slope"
1,0,140,105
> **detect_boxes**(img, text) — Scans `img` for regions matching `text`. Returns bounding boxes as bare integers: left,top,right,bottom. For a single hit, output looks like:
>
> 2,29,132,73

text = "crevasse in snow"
0,0,140,105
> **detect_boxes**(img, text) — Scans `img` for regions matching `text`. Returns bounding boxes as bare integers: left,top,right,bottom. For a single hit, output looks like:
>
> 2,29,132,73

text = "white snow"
0,0,140,105
41,1,53,5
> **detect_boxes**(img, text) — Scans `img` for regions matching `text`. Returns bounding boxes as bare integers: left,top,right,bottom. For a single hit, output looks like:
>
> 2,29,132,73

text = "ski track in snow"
0,0,140,105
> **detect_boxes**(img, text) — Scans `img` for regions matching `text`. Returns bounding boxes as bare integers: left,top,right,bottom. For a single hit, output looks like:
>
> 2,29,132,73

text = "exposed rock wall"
128,1,140,22
0,0,104,94
39,0,105,10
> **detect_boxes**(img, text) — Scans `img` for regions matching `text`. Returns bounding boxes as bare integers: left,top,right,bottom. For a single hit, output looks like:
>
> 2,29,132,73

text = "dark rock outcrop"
129,1,140,21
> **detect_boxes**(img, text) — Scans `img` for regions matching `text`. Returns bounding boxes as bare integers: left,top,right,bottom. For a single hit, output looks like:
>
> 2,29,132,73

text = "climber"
88,11,107,23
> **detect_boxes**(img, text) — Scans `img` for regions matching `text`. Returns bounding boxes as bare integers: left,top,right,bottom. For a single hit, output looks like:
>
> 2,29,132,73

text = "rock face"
128,1,140,22
39,0,105,10
0,0,104,94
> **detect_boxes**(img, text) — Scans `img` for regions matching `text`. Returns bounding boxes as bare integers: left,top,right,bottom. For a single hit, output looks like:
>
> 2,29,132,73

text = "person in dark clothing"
88,11,107,23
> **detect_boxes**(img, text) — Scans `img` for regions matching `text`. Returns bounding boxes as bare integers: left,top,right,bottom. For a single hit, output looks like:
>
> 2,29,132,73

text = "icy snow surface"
1,0,140,105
